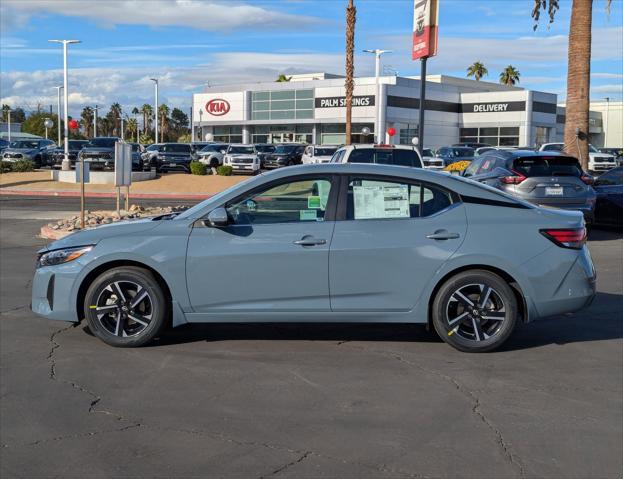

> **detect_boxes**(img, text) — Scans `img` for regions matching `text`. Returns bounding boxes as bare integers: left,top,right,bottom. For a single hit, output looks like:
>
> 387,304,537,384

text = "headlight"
37,245,93,268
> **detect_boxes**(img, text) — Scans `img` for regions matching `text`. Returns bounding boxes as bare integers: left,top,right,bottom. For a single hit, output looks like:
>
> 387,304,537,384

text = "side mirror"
205,207,229,227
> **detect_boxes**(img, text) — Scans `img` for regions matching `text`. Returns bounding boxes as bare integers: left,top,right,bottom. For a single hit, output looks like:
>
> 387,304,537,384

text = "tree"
21,111,60,140
170,108,189,129
108,103,122,136
466,61,488,81
275,74,292,82
499,65,521,86
140,104,153,134
533,0,611,170
344,0,356,145
2,105,26,123
158,104,170,142
80,107,94,138
126,118,138,142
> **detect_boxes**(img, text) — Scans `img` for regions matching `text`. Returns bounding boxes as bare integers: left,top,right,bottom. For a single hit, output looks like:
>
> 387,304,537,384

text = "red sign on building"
206,99,231,116
412,0,439,60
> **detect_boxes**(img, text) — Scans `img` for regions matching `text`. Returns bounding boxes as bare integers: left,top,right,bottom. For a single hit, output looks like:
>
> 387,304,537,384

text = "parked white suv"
539,142,616,173
198,143,229,168
223,144,260,174
302,145,340,164
421,148,444,170
330,144,423,168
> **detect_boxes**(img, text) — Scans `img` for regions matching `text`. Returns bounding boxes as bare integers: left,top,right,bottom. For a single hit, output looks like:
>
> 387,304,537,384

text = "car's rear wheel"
84,267,168,347
432,270,518,353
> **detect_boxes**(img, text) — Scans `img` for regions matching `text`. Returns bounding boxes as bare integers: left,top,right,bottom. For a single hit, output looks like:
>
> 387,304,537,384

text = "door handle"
294,236,326,246
426,230,460,240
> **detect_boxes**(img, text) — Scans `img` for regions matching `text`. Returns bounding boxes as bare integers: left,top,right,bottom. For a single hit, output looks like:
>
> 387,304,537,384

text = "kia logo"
206,99,230,116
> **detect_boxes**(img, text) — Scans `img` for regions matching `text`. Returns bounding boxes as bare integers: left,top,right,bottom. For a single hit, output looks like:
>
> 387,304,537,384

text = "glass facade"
213,126,242,143
252,89,314,121
320,123,374,145
398,124,419,145
459,126,519,146
251,125,313,144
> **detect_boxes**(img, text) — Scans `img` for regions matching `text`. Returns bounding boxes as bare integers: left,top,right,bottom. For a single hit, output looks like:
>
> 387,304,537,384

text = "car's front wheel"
84,266,168,347
432,270,518,353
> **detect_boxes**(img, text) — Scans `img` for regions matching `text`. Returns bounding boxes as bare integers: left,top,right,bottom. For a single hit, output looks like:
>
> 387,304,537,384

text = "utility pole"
54,86,63,146
6,108,11,142
93,105,99,138
150,78,159,143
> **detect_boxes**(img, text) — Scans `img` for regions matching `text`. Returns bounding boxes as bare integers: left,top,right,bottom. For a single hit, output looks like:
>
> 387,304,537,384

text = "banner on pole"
75,161,90,183
412,0,439,60
114,142,132,187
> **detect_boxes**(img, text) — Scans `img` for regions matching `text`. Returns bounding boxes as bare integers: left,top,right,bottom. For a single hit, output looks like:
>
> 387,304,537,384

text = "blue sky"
1,0,621,117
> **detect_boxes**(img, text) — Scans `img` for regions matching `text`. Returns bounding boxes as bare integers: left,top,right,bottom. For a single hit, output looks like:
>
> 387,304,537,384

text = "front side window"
226,178,333,225
346,178,452,220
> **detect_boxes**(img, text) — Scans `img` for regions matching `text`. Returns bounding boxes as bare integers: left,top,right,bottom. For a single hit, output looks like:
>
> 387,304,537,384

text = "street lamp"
92,105,99,138
604,97,610,147
44,118,53,139
150,78,159,143
6,108,12,142
199,108,203,141
363,49,392,143
54,86,63,146
49,39,81,171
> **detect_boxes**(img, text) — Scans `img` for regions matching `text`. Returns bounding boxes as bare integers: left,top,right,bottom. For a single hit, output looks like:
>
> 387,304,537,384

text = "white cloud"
592,72,623,79
591,84,623,95
1,0,320,32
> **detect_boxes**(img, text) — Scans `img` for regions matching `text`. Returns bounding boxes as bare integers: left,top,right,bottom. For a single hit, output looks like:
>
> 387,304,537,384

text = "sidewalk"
0,171,247,199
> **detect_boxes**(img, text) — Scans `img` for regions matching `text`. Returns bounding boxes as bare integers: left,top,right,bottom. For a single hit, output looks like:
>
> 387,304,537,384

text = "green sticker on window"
300,209,318,221
307,196,321,209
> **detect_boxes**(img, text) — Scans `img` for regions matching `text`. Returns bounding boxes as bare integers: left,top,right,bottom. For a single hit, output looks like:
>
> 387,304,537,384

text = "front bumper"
230,163,259,174
590,164,616,172
31,262,83,322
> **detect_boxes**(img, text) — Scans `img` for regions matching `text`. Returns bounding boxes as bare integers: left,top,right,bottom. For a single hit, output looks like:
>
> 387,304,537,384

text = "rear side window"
346,178,452,220
513,156,581,177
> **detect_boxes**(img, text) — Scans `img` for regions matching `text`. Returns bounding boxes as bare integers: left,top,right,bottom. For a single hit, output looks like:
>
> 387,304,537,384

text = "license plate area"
545,186,563,196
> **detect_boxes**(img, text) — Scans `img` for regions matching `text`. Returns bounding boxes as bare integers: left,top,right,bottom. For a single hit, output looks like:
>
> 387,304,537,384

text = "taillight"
500,170,526,184
540,228,586,249
580,173,594,185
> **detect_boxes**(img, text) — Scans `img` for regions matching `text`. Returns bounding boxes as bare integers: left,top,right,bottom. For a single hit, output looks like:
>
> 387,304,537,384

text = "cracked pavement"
1,198,622,478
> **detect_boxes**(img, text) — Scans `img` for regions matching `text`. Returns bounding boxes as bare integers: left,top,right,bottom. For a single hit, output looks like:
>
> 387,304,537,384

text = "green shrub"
0,161,12,173
217,165,233,176
190,161,207,175
11,159,35,172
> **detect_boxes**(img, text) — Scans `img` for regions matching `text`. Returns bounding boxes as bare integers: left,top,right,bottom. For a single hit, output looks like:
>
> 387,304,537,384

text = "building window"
252,89,314,120
213,126,242,143
320,123,374,145
535,126,550,147
459,126,519,146
399,124,419,145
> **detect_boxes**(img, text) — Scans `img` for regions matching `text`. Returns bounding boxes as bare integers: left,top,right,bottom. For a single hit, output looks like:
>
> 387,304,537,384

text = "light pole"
44,118,53,139
150,78,159,143
120,116,125,141
199,108,203,141
93,105,99,138
604,97,610,147
363,49,392,143
54,86,63,145
49,39,81,171
6,108,12,142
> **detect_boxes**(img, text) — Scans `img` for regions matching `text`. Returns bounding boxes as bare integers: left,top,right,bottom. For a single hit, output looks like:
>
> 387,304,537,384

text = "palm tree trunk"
563,0,592,170
344,0,356,145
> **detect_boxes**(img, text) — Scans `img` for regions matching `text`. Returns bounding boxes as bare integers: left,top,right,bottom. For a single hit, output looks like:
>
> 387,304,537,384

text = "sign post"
76,159,90,228
412,0,439,155
114,142,132,217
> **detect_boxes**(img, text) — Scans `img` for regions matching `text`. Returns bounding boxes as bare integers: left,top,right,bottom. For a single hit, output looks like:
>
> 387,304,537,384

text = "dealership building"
191,73,615,149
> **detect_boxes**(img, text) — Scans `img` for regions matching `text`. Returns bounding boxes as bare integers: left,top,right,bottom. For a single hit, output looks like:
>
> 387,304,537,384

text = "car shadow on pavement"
588,227,623,241
0,179,54,188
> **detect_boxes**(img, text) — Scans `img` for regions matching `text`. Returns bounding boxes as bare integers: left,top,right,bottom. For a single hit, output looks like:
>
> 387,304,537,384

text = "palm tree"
158,104,170,143
466,61,488,81
533,0,611,170
344,0,356,145
80,106,94,138
140,104,153,134
499,65,520,86
126,118,138,142
275,74,292,82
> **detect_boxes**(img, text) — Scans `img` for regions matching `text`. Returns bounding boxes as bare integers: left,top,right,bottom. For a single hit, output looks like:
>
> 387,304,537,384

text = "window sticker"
353,184,409,219
299,209,318,221
307,195,321,209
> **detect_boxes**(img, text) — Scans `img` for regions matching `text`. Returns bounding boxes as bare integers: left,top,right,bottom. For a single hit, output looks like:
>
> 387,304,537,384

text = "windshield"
87,138,117,148
255,145,275,153
129,143,141,152
314,147,338,156
228,146,255,154
453,148,474,157
200,145,223,153
145,144,159,151
588,144,600,153
513,156,581,177
68,141,86,149
274,145,297,154
161,144,190,153
9,140,39,149
422,149,434,157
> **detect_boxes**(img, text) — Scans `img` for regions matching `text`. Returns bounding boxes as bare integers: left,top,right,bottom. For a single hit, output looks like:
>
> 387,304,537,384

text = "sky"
1,0,621,118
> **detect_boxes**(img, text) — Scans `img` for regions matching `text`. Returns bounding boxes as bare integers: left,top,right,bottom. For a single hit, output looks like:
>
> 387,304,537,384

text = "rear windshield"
513,156,582,177
541,144,563,152
347,148,421,167
161,144,191,153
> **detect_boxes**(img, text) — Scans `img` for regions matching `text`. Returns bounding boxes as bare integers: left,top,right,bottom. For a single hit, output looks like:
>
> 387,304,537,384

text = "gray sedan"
31,163,596,352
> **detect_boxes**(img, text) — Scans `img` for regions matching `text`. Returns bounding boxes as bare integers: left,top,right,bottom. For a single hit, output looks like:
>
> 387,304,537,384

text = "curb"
40,225,72,241
1,189,211,200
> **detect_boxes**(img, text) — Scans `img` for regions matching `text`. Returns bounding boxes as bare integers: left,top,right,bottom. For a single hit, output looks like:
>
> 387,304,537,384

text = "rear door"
329,174,467,312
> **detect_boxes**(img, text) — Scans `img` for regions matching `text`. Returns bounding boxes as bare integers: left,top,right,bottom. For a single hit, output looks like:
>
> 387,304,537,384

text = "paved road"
1,198,622,479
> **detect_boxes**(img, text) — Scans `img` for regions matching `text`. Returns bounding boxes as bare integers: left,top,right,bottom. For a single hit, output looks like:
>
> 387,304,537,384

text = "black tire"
432,270,518,353
84,266,168,347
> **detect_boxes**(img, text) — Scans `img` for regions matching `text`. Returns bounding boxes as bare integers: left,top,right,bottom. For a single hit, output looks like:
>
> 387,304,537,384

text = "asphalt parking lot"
1,195,622,479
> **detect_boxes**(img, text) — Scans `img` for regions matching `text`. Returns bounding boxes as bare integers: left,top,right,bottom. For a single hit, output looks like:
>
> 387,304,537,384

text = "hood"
39,217,160,253
159,151,191,157
82,147,114,153
3,148,37,155
229,154,256,159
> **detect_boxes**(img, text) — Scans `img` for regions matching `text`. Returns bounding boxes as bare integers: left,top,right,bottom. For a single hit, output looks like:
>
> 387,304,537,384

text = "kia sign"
205,99,231,116
412,0,439,60
315,95,375,108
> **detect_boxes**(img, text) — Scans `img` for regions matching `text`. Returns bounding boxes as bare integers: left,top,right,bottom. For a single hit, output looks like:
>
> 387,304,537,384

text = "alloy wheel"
445,283,506,341
93,280,153,337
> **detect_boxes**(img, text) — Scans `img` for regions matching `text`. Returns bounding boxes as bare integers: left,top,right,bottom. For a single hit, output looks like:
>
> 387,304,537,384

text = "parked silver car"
31,163,595,352
463,150,596,222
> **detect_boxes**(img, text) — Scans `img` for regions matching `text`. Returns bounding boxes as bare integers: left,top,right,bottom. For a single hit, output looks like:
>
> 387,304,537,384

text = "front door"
329,175,467,312
186,175,338,313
